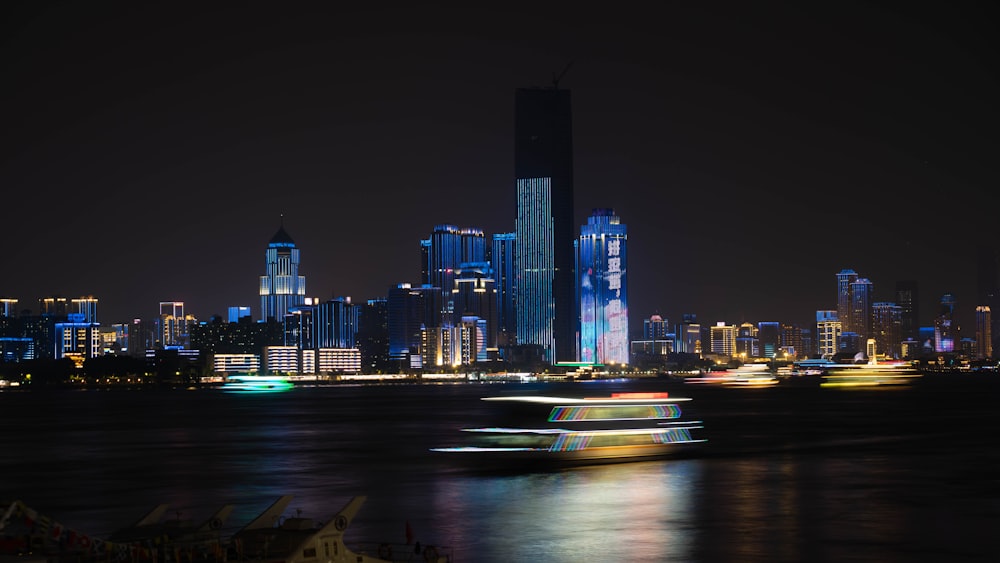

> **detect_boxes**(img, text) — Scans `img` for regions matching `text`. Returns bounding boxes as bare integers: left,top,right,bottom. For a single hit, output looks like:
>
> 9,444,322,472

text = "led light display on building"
578,209,628,365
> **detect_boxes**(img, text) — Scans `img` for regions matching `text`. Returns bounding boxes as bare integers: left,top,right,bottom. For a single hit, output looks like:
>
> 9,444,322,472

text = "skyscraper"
491,232,516,352
259,221,306,322
975,306,993,359
515,86,575,364
895,280,919,342
577,209,628,365
816,310,841,358
850,278,873,342
836,269,859,334
935,293,956,352
872,302,902,359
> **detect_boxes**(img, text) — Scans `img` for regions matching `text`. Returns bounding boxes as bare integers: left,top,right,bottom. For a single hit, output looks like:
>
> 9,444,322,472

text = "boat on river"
431,392,706,467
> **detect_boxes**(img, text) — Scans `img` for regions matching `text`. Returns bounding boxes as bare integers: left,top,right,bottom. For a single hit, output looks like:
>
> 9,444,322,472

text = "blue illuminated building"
577,209,629,365
259,220,306,322
491,232,516,352
515,87,575,364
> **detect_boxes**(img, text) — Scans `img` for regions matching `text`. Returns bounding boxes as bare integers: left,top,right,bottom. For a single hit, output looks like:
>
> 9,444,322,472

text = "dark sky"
2,2,997,333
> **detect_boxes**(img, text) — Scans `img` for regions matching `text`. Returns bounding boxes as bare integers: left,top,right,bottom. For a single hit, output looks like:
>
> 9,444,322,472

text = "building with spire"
259,220,306,322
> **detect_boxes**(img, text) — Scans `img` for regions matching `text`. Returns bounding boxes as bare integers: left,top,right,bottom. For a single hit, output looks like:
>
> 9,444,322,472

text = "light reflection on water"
2,378,998,562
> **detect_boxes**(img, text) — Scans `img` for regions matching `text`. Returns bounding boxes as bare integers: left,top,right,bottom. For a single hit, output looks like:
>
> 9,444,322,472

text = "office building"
491,233,516,351
159,301,194,349
228,306,251,323
758,322,780,358
71,297,98,324
709,322,737,357
515,86,575,364
934,293,956,353
577,209,628,365
837,269,858,334
872,302,903,359
357,299,389,373
259,221,306,322
850,278,873,342
895,280,919,342
816,310,841,358
975,305,993,359
0,298,17,318
674,314,702,355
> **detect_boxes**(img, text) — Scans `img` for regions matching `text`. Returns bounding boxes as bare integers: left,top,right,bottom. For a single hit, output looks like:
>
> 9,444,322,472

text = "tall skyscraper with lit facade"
515,86,575,364
710,322,737,357
850,278,873,342
975,306,992,359
260,222,306,322
491,232,516,351
816,310,841,358
422,225,486,328
837,269,858,334
577,209,628,365
935,293,956,352
895,280,919,342
872,302,902,359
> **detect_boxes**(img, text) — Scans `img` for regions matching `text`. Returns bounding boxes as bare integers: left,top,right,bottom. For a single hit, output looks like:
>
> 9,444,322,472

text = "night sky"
3,2,997,333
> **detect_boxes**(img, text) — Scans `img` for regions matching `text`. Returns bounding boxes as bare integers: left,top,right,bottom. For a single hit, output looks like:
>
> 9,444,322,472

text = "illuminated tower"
578,209,628,365
491,232,516,352
816,310,841,358
71,296,99,324
159,301,194,348
424,225,486,328
850,278,873,342
836,269,858,334
872,302,902,359
895,280,919,342
515,86,575,364
934,293,956,352
975,306,993,359
259,220,306,322
709,322,737,357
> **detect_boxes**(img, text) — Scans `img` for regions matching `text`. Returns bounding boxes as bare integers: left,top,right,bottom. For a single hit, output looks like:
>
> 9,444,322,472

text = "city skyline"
3,3,996,331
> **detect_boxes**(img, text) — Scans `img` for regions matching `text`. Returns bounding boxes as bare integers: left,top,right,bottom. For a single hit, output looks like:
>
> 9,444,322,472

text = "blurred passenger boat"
431,392,706,466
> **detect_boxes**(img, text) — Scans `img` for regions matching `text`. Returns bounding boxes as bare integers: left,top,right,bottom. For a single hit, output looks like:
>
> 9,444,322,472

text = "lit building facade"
674,314,701,355
850,278,873,342
934,293,956,353
872,302,903,359
816,310,841,358
228,306,251,323
159,301,194,349
837,269,858,334
515,87,575,364
577,209,628,365
0,298,17,318
259,222,306,322
71,297,98,323
709,322,737,357
491,232,516,351
758,322,780,358
975,305,992,359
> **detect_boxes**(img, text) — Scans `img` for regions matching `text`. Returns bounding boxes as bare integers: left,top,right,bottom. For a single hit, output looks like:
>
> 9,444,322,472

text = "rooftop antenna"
552,61,574,90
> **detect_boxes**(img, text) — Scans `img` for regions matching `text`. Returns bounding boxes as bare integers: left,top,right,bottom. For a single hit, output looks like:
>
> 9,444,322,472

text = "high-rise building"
315,297,358,350
452,262,497,353
758,322,780,358
977,244,999,358
387,283,433,366
736,322,759,359
872,302,902,359
515,86,575,364
423,225,487,328
975,305,993,359
895,280,919,342
0,298,17,318
259,221,306,322
816,310,841,358
357,298,389,374
710,322,737,357
491,232,516,352
159,301,194,349
850,278,873,342
71,297,98,324
934,293,956,353
577,209,628,365
39,296,68,317
644,315,670,341
837,269,859,334
674,314,701,355
228,306,251,323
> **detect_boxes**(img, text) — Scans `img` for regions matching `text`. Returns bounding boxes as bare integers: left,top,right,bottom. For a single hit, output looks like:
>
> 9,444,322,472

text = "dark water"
2,376,998,562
